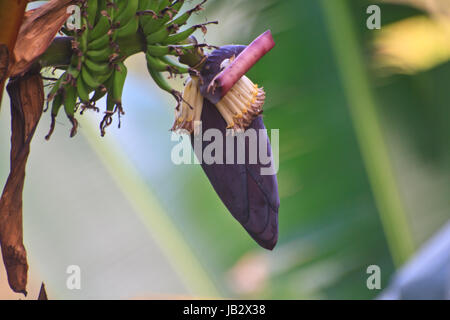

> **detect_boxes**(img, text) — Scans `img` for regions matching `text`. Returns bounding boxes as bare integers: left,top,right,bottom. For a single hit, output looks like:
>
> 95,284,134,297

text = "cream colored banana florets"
216,75,265,132
172,69,265,133
172,76,203,133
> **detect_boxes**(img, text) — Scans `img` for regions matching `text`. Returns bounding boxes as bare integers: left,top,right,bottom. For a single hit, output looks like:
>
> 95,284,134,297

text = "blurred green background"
0,0,449,299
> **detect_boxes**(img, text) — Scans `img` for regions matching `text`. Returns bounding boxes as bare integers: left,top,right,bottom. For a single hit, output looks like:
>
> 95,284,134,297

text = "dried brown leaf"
0,0,28,105
10,0,75,77
0,66,44,295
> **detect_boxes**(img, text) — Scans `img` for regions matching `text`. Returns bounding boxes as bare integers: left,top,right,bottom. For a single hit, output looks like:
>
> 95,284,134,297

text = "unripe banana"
77,76,91,103
115,0,128,14
45,91,64,140
47,75,63,102
89,13,110,40
86,46,113,62
171,0,185,12
50,91,63,117
166,0,204,30
87,32,110,50
146,43,199,57
146,53,172,72
162,24,208,45
115,16,139,39
86,0,98,28
146,25,176,44
114,0,139,25
147,63,171,93
63,83,77,118
79,17,89,52
112,61,128,104
93,0,107,26
106,91,115,112
142,0,174,33
63,83,79,137
138,0,160,27
158,0,171,11
84,57,111,75
138,0,151,11
159,55,189,73
106,0,116,22
81,66,103,88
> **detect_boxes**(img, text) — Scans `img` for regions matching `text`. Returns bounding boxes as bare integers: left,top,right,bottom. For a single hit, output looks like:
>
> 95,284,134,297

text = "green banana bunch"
139,0,216,109
47,0,216,138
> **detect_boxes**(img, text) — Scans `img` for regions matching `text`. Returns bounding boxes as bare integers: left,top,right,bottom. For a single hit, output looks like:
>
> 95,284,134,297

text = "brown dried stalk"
0,0,28,104
0,0,75,295
0,65,44,295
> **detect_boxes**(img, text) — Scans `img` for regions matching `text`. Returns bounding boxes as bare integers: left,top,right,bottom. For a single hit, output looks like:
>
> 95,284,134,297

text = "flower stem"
206,30,275,104
38,37,74,68
320,0,415,266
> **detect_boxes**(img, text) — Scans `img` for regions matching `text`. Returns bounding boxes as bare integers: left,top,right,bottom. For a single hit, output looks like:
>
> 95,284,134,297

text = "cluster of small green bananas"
46,0,214,138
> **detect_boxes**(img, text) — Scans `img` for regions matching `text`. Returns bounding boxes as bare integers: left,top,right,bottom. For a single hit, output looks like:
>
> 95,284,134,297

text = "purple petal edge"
191,99,280,250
